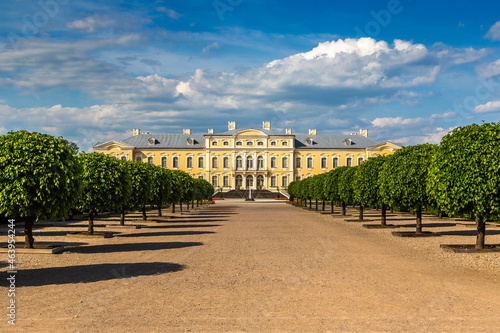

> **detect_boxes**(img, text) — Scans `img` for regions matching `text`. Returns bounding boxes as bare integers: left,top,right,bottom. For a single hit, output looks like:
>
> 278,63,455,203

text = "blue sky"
0,0,499,150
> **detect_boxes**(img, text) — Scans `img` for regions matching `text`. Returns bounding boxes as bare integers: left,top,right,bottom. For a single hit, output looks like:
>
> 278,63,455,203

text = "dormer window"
270,141,277,146
236,141,242,146
223,141,229,146
306,138,314,145
343,138,352,146
148,137,157,145
187,137,195,145
212,141,218,146
282,141,288,146
247,141,253,146
257,141,264,146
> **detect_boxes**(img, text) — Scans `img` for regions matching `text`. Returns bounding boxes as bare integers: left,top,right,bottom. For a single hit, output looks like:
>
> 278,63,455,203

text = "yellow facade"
93,121,400,190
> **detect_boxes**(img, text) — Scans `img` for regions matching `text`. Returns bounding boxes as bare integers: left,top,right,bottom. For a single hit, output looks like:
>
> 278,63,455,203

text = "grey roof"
294,134,378,149
100,130,381,150
121,133,206,149
211,127,293,136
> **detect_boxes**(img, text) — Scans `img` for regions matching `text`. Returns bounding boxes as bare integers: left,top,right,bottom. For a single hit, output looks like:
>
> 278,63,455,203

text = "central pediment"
236,129,268,136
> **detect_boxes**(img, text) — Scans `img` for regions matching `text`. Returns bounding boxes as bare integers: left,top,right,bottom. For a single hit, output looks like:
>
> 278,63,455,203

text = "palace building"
93,121,400,191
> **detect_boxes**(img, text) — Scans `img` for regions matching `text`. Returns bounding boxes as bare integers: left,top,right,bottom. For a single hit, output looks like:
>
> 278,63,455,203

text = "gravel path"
1,201,499,332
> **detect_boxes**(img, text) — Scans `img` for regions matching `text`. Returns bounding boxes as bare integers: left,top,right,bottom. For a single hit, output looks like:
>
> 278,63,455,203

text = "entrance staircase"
219,189,277,199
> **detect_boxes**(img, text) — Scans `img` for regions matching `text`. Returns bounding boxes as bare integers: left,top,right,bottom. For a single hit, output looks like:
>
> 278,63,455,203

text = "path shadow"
28,231,122,237
438,230,500,236
18,262,184,287
118,231,216,238
143,224,222,229
154,219,227,224
62,241,203,254
397,223,458,228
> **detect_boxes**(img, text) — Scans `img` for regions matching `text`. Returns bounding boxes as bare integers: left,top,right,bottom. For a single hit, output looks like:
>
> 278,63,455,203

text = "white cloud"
371,116,428,128
485,21,500,41
474,100,500,113
157,7,182,20
66,14,115,33
476,59,500,79
394,127,454,145
431,112,456,119
201,42,220,55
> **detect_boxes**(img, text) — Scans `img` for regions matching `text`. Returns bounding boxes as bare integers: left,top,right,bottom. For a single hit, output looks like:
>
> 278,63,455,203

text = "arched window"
321,157,327,169
257,175,264,187
236,156,243,170
332,157,338,169
282,156,288,169
173,156,179,168
236,141,242,146
223,156,229,168
161,156,167,168
236,175,243,186
212,141,218,146
246,156,253,169
246,141,253,146
307,157,313,169
281,175,288,187
270,141,277,146
246,175,254,188
186,156,193,168
271,156,277,168
198,156,204,168
212,156,218,169
346,157,352,167
257,141,264,146
257,156,264,170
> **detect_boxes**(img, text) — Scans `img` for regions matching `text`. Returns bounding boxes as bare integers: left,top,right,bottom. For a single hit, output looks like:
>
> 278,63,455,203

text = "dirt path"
1,202,499,332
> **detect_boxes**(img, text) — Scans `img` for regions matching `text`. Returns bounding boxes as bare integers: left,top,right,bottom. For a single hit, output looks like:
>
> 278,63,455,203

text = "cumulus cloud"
371,116,428,128
474,100,500,113
476,59,500,79
485,21,500,41
394,127,454,145
66,14,115,33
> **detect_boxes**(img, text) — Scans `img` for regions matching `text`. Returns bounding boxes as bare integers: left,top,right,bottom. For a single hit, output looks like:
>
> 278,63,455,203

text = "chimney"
262,121,271,130
360,129,368,137
228,121,236,130
286,128,292,134
133,129,140,136
208,129,214,134
308,129,317,135
183,129,191,135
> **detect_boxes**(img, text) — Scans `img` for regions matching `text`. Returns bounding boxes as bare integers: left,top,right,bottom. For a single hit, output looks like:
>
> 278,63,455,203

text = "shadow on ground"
143,224,222,229
117,231,216,238
397,223,458,228
438,230,500,236
18,262,184,286
62,241,203,254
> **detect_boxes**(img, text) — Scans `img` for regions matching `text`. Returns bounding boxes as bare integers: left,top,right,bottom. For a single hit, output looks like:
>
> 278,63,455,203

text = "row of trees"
0,130,214,248
288,122,500,249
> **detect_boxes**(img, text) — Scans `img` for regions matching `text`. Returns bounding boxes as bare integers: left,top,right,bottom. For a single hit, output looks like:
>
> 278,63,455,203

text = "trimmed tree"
324,167,348,214
127,161,153,222
338,166,357,216
76,153,130,234
379,144,437,234
150,166,171,217
0,131,82,248
428,122,500,249
353,155,387,224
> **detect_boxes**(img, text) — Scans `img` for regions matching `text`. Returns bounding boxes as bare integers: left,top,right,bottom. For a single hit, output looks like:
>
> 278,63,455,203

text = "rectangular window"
282,176,288,187
198,175,204,179
187,157,193,168
212,175,218,186
271,157,277,168
346,157,352,167
161,157,167,168
212,157,218,168
173,157,179,168
198,157,204,168
121,156,127,161
282,157,288,169
295,175,301,182
223,175,229,187
358,157,364,165
296,157,301,168
223,157,229,168
148,157,154,164
136,156,142,163
332,157,338,168
321,157,327,169
307,157,313,169
270,176,276,187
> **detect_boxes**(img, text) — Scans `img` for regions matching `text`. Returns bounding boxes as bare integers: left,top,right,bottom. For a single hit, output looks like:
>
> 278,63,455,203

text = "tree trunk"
172,204,176,213
120,209,125,226
197,200,199,207
342,202,346,216
158,204,162,217
142,206,147,221
322,201,325,211
331,201,334,213
475,218,486,250
390,207,393,213
438,210,443,219
192,201,194,209
24,216,35,248
359,205,364,221
411,208,414,215
315,200,318,210
381,205,387,226
88,211,94,235
180,202,183,212
416,207,422,233
309,200,312,209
